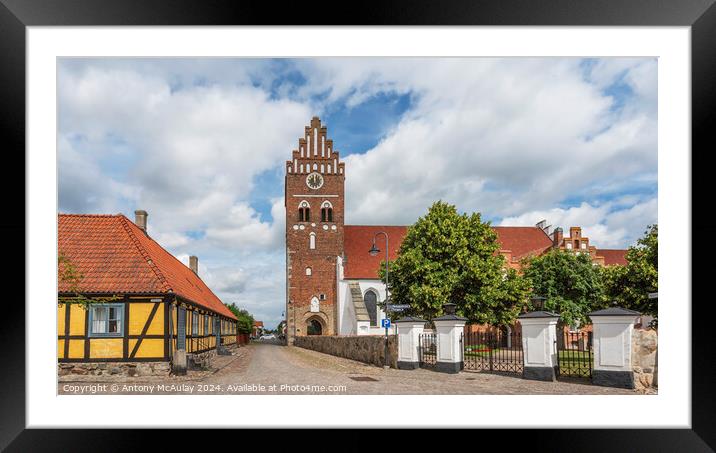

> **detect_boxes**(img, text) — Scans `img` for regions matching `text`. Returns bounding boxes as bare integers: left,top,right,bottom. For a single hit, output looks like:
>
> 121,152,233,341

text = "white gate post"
518,311,560,381
433,303,468,374
395,317,427,370
589,307,641,389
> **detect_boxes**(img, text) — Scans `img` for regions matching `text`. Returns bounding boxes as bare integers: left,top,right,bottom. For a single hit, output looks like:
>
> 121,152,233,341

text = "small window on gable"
309,232,316,249
306,267,312,276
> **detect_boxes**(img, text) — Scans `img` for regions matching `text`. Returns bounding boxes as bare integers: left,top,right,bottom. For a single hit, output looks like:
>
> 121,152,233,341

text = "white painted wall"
336,265,396,335
592,315,638,372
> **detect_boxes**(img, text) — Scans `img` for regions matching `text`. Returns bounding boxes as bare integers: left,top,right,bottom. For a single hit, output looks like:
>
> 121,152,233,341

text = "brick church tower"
285,117,345,344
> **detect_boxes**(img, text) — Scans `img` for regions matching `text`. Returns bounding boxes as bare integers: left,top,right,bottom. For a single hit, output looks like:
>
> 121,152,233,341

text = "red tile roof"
343,225,409,279
493,226,554,261
596,249,628,266
343,225,554,279
58,214,236,319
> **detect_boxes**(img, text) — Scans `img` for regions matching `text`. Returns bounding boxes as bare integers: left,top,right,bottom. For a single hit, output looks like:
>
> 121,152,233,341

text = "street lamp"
531,295,546,311
369,231,390,369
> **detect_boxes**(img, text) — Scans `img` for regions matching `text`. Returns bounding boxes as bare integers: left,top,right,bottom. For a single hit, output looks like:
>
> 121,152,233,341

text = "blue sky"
57,57,658,328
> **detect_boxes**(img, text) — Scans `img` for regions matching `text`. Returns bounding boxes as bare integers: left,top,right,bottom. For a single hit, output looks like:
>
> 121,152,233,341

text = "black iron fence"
461,329,523,374
418,332,437,368
555,330,593,378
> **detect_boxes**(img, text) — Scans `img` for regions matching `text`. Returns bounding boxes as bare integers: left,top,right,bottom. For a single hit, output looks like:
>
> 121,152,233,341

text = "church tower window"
309,232,316,249
298,201,310,222
305,267,312,276
321,201,333,222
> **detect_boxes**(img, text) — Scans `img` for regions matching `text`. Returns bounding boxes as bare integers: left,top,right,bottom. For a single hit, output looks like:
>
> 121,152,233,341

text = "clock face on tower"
306,172,324,190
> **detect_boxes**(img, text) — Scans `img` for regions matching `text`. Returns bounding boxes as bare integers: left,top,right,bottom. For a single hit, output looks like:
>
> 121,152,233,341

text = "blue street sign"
387,304,410,311
381,318,391,329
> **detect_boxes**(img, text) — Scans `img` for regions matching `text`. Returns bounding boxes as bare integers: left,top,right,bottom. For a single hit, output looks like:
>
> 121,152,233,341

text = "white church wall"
337,257,360,335
355,279,396,335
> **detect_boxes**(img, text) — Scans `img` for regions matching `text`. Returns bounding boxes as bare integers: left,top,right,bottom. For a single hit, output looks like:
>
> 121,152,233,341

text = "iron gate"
461,328,523,374
555,330,593,378
418,332,437,368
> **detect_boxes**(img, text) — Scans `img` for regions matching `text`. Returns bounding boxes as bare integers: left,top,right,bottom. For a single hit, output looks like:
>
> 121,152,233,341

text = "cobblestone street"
58,342,650,395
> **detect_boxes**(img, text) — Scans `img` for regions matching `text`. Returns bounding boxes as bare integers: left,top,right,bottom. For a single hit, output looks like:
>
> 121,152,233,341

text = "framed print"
3,0,715,449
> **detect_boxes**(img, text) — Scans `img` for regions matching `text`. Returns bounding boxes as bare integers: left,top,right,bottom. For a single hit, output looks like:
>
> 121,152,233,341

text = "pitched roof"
342,224,553,279
343,225,409,279
596,249,628,266
58,214,236,320
493,226,554,261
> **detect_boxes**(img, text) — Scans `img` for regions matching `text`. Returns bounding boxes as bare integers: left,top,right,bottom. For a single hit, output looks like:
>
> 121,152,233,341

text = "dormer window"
320,201,333,222
298,201,310,222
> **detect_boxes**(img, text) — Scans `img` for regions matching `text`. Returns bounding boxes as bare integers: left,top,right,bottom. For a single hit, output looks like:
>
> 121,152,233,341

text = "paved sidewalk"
58,342,649,395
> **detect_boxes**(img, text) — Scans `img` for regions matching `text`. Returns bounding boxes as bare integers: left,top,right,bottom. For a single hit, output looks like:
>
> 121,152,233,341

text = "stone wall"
189,349,216,370
632,328,658,390
294,335,398,368
58,361,170,377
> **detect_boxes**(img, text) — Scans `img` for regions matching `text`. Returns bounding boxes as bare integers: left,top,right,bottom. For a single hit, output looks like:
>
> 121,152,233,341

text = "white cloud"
297,58,659,225
498,197,657,248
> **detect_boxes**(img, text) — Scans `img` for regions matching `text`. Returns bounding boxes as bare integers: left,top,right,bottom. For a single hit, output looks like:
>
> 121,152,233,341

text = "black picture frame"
2,0,713,450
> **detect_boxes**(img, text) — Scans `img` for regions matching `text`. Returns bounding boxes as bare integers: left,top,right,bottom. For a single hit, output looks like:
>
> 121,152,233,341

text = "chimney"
189,255,198,275
553,227,563,248
134,210,148,233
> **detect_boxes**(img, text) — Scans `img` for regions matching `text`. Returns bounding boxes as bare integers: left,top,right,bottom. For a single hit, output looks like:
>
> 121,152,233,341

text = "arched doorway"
307,318,323,335
363,289,378,326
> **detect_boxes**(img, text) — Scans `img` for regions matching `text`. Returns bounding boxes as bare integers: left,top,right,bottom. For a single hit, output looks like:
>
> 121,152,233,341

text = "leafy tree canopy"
383,201,531,325
225,303,255,334
522,248,608,326
602,224,658,318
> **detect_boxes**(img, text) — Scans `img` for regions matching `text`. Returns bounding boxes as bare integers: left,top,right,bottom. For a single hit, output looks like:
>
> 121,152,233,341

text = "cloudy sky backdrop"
58,57,657,328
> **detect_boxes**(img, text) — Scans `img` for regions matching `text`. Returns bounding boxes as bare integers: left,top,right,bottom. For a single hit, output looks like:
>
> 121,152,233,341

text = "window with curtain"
89,304,123,337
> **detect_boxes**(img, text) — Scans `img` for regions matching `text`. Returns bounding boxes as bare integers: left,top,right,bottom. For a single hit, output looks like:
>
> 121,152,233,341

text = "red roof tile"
58,214,236,319
596,249,628,266
343,225,409,279
343,225,553,279
493,226,554,260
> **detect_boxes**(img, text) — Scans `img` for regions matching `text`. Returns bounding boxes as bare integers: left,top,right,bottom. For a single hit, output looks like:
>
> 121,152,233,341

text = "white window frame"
88,303,124,337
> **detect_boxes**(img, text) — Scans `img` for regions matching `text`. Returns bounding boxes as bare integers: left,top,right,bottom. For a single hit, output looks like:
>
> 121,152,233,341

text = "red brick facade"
285,117,345,343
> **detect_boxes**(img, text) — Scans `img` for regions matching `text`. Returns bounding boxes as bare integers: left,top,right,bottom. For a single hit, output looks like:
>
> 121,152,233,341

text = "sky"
57,57,658,329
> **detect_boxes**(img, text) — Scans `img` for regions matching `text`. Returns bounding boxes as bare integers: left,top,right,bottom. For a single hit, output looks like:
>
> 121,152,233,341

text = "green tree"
225,303,255,334
603,224,658,319
522,248,607,327
383,201,531,325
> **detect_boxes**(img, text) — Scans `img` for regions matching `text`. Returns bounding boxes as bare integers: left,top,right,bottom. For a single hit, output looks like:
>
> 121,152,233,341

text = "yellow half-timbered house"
58,212,237,373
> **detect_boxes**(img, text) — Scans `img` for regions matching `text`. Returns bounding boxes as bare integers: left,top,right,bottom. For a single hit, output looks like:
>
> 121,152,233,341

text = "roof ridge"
58,213,123,218
117,215,173,293
493,225,542,229
344,224,409,227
